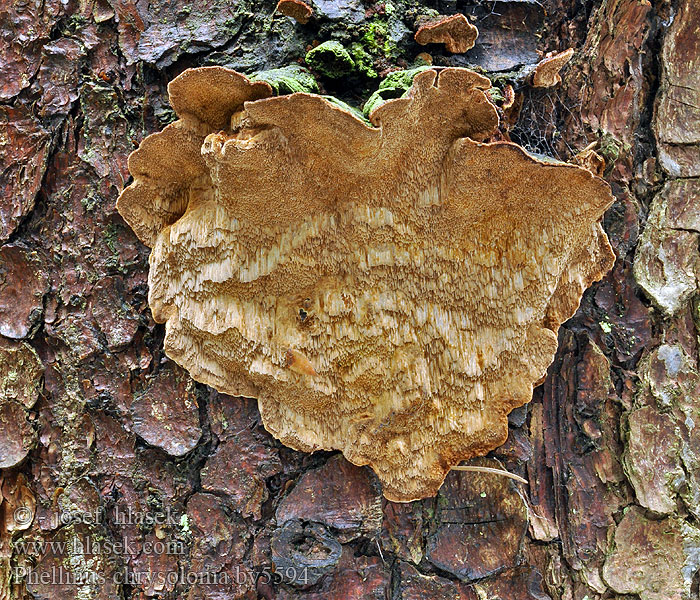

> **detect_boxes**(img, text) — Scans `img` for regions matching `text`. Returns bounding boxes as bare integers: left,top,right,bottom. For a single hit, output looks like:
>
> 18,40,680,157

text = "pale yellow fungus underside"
117,66,614,501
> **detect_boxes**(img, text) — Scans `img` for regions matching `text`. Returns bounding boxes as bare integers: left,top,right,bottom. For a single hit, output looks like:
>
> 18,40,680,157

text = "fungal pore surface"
117,66,615,501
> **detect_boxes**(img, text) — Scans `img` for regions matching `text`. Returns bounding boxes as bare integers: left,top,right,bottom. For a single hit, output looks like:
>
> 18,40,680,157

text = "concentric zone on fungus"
117,66,614,501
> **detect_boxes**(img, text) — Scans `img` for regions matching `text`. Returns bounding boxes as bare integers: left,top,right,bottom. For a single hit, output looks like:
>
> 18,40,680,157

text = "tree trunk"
0,0,698,599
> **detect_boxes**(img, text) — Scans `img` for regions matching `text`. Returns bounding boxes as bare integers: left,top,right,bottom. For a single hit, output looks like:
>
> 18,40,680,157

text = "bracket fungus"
532,48,575,88
276,0,312,24
414,14,478,54
117,66,614,501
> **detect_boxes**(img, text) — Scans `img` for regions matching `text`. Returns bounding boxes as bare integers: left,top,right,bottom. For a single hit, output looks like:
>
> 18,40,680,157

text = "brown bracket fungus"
276,0,312,24
532,48,575,88
574,143,606,177
117,66,615,501
414,14,478,54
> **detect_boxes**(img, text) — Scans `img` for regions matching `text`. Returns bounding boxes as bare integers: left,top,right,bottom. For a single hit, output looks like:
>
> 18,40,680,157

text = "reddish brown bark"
1,0,698,599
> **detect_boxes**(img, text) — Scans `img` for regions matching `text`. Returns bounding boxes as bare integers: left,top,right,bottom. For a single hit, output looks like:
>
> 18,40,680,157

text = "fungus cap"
575,147,606,177
276,0,312,24
532,48,575,88
117,66,615,501
414,14,478,54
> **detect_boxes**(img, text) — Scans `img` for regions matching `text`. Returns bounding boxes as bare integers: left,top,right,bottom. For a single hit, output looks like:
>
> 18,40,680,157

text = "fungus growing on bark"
117,65,615,501
414,14,478,54
575,143,606,177
532,48,574,88
276,0,312,24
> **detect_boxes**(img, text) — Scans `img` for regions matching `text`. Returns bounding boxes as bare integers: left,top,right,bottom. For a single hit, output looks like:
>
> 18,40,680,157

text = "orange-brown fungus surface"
276,0,312,24
117,66,615,501
414,14,478,54
532,48,575,87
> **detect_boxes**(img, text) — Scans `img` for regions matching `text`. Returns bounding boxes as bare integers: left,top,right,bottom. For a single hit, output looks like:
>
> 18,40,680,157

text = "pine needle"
450,465,528,484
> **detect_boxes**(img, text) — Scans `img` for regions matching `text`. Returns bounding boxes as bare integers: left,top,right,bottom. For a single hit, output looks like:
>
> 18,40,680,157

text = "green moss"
251,65,319,95
223,16,242,35
305,41,355,78
598,131,630,175
362,66,431,117
179,513,191,535
80,193,99,212
155,106,177,126
104,222,119,255
322,96,371,125
361,19,396,59
362,20,383,49
599,132,622,163
486,70,518,86
360,2,400,57
487,87,505,103
362,86,400,116
350,42,378,79
346,4,406,80
381,66,431,90
65,14,88,33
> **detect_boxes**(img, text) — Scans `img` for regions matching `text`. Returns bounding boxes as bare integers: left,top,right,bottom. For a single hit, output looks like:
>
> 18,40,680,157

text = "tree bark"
0,0,698,599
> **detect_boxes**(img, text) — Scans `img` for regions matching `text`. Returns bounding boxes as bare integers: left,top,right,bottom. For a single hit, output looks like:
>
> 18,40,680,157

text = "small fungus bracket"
414,14,479,54
117,66,614,501
532,48,575,88
275,0,312,24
